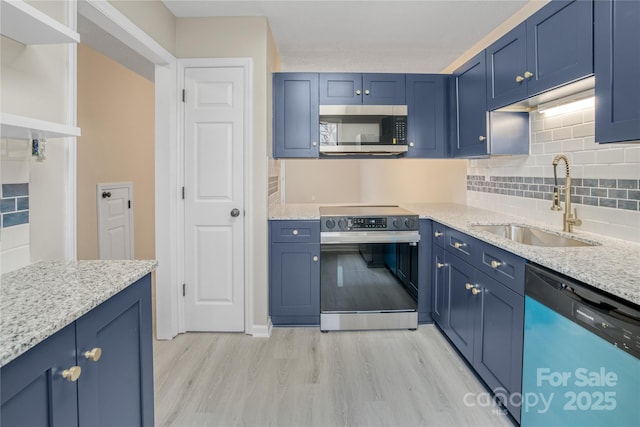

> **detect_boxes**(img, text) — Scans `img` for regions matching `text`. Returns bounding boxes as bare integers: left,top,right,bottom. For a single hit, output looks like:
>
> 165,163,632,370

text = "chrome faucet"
551,154,582,232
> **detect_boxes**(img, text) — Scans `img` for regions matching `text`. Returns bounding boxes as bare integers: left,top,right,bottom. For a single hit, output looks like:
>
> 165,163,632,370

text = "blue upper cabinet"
406,74,448,158
487,0,593,110
320,73,405,105
486,23,528,110
595,0,640,143
273,73,320,158
453,51,489,158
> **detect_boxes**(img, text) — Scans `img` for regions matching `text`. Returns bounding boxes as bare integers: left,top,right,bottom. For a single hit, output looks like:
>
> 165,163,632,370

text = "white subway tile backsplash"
561,139,585,152
561,111,585,126
624,145,640,162
595,148,626,164
552,127,572,140
572,122,595,138
535,130,553,143
544,115,564,130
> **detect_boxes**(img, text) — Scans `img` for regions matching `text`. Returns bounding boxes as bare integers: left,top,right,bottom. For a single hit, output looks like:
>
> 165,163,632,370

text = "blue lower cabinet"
269,220,321,326
446,253,477,363
1,324,79,427
76,274,154,427
0,274,154,427
473,271,524,423
417,219,432,322
431,245,449,331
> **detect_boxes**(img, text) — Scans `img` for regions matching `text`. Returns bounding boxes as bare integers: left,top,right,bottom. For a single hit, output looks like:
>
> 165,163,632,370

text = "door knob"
102,191,111,198
230,208,241,217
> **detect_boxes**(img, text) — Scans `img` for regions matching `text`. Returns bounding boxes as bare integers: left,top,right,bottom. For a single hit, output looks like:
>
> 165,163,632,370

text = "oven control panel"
321,216,418,232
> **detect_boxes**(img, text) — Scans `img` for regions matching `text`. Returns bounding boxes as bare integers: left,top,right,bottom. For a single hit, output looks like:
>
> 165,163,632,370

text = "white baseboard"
251,318,272,338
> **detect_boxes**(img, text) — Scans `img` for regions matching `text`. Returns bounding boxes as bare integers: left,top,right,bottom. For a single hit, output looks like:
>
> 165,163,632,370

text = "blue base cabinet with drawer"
595,0,640,143
0,274,154,427
269,220,321,325
431,223,524,422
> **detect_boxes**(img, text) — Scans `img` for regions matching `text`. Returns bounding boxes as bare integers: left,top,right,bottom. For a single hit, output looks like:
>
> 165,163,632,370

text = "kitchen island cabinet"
0,261,156,427
1,276,154,427
595,0,640,143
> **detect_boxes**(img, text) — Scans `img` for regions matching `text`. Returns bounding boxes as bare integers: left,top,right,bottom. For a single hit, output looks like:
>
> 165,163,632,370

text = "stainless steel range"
319,205,420,331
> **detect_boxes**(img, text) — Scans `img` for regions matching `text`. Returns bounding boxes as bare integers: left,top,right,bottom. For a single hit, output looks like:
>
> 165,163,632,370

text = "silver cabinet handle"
312,141,317,146
434,231,443,238
479,136,486,141
313,256,318,262
292,229,298,235
409,142,415,147
355,90,361,95
364,89,370,95
230,208,240,217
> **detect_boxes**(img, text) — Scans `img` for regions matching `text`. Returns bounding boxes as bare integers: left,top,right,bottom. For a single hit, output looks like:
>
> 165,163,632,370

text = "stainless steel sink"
471,224,599,247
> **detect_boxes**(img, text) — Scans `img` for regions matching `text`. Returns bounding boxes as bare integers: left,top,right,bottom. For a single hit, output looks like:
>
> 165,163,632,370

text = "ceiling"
162,0,530,73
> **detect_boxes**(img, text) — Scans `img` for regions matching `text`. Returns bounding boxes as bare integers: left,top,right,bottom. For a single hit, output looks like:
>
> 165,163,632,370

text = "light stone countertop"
1,260,158,367
269,202,640,306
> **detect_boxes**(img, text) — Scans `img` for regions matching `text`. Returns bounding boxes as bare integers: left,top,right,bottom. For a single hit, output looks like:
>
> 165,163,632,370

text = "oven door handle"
320,231,420,245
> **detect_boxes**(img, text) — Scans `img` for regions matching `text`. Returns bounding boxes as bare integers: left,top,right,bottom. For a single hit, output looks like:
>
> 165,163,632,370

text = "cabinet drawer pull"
465,283,473,290
524,71,534,79
453,242,465,249
292,230,298,235
471,288,481,296
62,366,82,382
355,90,361,95
478,135,486,142
437,262,446,268
516,75,525,83
312,141,317,147
364,89,370,95
84,347,102,362
434,231,443,238
313,256,318,262
490,260,502,269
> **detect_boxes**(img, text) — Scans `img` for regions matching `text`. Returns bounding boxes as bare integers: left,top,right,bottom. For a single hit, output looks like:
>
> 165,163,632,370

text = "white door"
183,66,245,332
97,183,133,260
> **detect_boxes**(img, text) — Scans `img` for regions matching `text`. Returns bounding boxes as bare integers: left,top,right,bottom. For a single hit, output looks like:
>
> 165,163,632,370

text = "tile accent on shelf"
467,176,639,211
1,183,30,228
268,176,279,197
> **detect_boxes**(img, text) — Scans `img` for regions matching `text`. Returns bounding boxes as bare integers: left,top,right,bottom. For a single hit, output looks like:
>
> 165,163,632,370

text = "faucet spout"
551,154,581,232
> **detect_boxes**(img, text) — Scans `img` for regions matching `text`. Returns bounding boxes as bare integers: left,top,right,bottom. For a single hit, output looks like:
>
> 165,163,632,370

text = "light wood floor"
154,325,514,427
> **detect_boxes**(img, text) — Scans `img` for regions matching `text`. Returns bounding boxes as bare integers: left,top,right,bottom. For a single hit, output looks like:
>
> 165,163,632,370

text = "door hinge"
182,283,186,297
182,187,185,200
182,89,186,103
128,200,131,209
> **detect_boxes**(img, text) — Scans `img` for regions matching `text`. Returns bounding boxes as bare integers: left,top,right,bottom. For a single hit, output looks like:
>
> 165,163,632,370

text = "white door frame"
77,0,257,339
177,58,253,334
96,182,134,259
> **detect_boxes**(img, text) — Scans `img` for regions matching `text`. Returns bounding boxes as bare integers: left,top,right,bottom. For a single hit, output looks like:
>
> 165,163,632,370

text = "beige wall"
284,159,468,204
77,43,155,260
108,0,176,55
176,16,275,328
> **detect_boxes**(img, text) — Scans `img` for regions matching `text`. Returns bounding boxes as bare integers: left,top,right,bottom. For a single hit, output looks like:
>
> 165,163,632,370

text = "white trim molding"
252,318,273,338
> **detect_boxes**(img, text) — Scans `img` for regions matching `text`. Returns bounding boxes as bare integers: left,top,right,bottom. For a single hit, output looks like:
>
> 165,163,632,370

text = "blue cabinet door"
446,253,476,363
273,73,319,158
473,271,524,423
1,324,79,427
363,73,405,105
595,0,640,143
320,73,405,105
270,242,321,325
453,51,488,158
406,74,448,158
486,23,528,110
417,219,433,323
76,275,154,427
319,73,362,105
431,245,449,330
526,0,593,97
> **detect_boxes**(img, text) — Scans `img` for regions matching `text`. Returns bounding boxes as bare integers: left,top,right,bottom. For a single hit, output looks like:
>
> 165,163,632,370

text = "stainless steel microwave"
319,105,408,156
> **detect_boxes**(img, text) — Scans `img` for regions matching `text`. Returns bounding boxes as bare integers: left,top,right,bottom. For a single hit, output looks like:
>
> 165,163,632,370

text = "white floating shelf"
1,0,80,45
1,113,81,139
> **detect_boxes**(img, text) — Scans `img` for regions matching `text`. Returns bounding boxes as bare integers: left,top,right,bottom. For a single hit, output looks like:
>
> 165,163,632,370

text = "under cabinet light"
538,96,594,117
